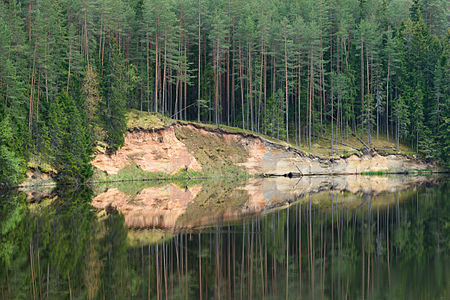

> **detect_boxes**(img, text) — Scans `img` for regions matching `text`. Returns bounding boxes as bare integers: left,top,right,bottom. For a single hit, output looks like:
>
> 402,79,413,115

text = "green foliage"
48,93,93,185
0,0,449,183
0,115,25,187
0,191,27,267
393,95,410,150
362,94,375,145
433,33,450,166
82,66,104,142
262,89,286,139
100,40,127,153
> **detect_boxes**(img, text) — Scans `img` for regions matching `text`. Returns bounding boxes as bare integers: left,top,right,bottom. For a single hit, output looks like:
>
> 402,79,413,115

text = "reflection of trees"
126,180,449,299
0,187,134,299
1,180,448,299
0,190,28,298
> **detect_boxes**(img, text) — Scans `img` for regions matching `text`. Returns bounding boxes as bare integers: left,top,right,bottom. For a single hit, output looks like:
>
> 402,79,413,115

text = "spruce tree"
101,40,127,153
0,115,25,187
48,93,93,185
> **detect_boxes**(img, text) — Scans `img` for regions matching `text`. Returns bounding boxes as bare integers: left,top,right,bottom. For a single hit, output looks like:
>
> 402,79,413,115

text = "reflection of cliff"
251,175,441,210
92,184,202,228
91,175,441,230
174,180,251,228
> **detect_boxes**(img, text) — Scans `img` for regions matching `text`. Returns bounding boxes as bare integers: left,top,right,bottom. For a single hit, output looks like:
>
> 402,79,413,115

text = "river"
0,175,448,299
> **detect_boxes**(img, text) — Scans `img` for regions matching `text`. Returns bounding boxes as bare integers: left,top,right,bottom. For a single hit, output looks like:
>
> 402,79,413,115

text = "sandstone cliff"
92,122,438,177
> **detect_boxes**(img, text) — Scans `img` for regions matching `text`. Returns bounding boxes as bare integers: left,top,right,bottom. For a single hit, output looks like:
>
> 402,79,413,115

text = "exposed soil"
92,126,202,175
92,122,438,177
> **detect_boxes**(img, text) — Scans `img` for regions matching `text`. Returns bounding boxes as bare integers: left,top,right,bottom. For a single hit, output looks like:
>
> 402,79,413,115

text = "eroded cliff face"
92,123,437,176
92,127,202,175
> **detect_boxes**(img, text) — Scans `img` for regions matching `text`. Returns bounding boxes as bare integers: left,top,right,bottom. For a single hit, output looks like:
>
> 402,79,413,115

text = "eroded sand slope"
92,124,436,176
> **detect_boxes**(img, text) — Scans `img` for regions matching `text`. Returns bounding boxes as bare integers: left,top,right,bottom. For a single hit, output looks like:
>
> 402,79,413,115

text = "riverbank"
91,110,440,181
19,109,442,188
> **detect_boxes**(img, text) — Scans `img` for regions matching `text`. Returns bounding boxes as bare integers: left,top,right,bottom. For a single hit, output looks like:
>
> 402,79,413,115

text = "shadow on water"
0,176,449,299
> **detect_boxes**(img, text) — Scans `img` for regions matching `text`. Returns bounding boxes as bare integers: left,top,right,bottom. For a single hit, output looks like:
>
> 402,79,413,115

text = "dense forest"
0,0,448,186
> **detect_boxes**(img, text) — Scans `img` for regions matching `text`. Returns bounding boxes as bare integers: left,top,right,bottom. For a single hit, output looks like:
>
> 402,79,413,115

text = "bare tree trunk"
98,18,102,62
29,42,37,130
198,0,201,121
231,37,235,125
184,38,188,120
360,39,364,130
263,47,267,134
366,45,370,145
248,42,253,132
84,5,89,68
258,43,263,132
175,73,180,119
227,39,230,126
320,39,324,137
331,84,334,153
386,54,390,141
154,25,159,113
309,51,313,151
146,25,150,114
284,35,289,143
67,32,72,94
101,31,105,67
298,51,302,147
239,41,244,129
215,40,220,126
162,27,167,117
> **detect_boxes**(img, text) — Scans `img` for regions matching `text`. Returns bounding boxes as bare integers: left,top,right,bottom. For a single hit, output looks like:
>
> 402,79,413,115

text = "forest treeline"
0,0,449,185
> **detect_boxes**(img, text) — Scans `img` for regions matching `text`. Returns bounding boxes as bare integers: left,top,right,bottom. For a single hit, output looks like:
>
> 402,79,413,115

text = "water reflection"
92,175,441,229
0,176,449,299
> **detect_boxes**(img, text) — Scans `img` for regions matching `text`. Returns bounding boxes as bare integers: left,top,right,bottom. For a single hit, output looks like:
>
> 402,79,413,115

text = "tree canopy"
0,0,448,185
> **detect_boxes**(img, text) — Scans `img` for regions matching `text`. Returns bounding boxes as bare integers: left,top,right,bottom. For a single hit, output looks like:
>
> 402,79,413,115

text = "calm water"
0,176,449,299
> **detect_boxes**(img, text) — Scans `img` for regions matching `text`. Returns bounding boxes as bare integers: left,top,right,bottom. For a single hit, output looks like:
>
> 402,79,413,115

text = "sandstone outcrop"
92,123,437,176
92,127,202,175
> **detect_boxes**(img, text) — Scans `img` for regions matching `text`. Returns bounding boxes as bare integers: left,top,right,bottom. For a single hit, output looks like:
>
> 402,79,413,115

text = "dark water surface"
1,176,449,299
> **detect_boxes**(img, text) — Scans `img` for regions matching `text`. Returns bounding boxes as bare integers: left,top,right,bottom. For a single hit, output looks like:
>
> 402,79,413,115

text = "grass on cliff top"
126,109,281,142
302,132,415,158
126,108,416,159
126,109,174,130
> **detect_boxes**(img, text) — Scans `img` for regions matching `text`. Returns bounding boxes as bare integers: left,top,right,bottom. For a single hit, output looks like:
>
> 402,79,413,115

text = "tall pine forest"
0,0,448,186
